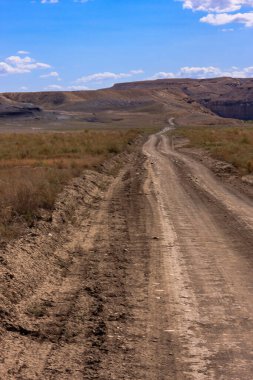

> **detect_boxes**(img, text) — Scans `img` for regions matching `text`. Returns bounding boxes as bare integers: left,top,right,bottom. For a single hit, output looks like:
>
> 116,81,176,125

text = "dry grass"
0,130,138,161
0,129,139,240
173,126,253,174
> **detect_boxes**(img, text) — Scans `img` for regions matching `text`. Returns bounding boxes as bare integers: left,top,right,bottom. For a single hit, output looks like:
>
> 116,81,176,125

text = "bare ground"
1,131,253,379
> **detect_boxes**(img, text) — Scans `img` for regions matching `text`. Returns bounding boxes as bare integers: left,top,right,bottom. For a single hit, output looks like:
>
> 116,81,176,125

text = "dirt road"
1,131,253,379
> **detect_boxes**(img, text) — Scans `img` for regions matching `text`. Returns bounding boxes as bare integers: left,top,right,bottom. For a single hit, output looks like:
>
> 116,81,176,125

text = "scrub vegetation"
0,129,139,239
174,126,253,174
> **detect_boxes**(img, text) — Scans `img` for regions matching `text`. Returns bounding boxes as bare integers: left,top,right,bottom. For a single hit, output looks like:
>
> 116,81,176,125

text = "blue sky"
0,0,253,92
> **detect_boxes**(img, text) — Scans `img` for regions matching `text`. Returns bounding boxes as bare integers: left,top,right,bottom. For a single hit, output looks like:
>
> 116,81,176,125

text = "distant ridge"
1,77,253,121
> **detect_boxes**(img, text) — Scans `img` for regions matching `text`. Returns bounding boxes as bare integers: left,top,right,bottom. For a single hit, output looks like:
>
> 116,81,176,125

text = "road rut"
143,133,253,379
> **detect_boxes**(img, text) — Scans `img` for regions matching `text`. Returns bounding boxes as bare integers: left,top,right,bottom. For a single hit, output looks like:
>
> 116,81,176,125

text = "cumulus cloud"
150,66,253,79
180,0,253,27
17,50,30,55
200,12,253,26
181,0,253,13
149,72,176,79
67,85,90,90
128,70,144,75
76,70,144,83
0,54,51,75
40,71,61,80
180,66,222,77
45,84,63,90
40,0,90,3
41,0,59,4
45,84,90,91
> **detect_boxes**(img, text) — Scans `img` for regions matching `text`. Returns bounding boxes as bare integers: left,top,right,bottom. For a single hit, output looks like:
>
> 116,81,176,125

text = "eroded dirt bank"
1,132,253,379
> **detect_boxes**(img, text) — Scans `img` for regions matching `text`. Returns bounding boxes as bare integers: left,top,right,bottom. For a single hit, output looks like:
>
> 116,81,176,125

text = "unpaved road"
1,131,253,379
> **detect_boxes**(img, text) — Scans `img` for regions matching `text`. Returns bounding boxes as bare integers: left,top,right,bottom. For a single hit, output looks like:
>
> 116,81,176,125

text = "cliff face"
0,104,41,118
201,100,253,120
114,77,253,121
0,95,41,118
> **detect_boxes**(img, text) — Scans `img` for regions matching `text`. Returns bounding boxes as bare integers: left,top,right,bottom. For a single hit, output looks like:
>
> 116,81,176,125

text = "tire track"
143,133,253,379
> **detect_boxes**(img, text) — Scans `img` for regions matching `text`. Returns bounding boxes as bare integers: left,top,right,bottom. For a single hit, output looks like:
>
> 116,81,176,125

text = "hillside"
113,77,253,120
0,94,41,118
1,77,253,131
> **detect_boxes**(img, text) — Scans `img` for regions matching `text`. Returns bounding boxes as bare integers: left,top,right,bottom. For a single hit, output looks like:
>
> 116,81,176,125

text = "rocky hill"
0,94,41,118
1,77,253,125
113,77,253,120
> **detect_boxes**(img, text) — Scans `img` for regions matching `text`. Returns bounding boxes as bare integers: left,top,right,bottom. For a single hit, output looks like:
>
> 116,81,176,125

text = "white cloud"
149,72,176,79
151,66,253,79
44,84,90,91
181,0,253,13
76,70,144,83
180,0,253,27
129,70,144,75
67,85,89,90
0,54,51,75
41,0,59,3
40,71,61,80
17,50,30,55
40,0,90,3
200,12,253,26
180,66,222,77
244,66,253,74
45,84,63,90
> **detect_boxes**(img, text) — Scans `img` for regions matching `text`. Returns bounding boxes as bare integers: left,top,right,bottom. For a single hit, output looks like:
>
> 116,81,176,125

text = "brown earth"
2,77,253,132
1,126,253,379
114,77,253,121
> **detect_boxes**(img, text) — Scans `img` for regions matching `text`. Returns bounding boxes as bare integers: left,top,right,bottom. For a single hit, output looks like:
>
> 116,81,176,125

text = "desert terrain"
1,77,253,132
0,78,253,379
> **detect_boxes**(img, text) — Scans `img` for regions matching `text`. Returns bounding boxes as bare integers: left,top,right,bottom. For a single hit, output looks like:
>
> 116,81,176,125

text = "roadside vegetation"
0,129,139,240
173,126,253,175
